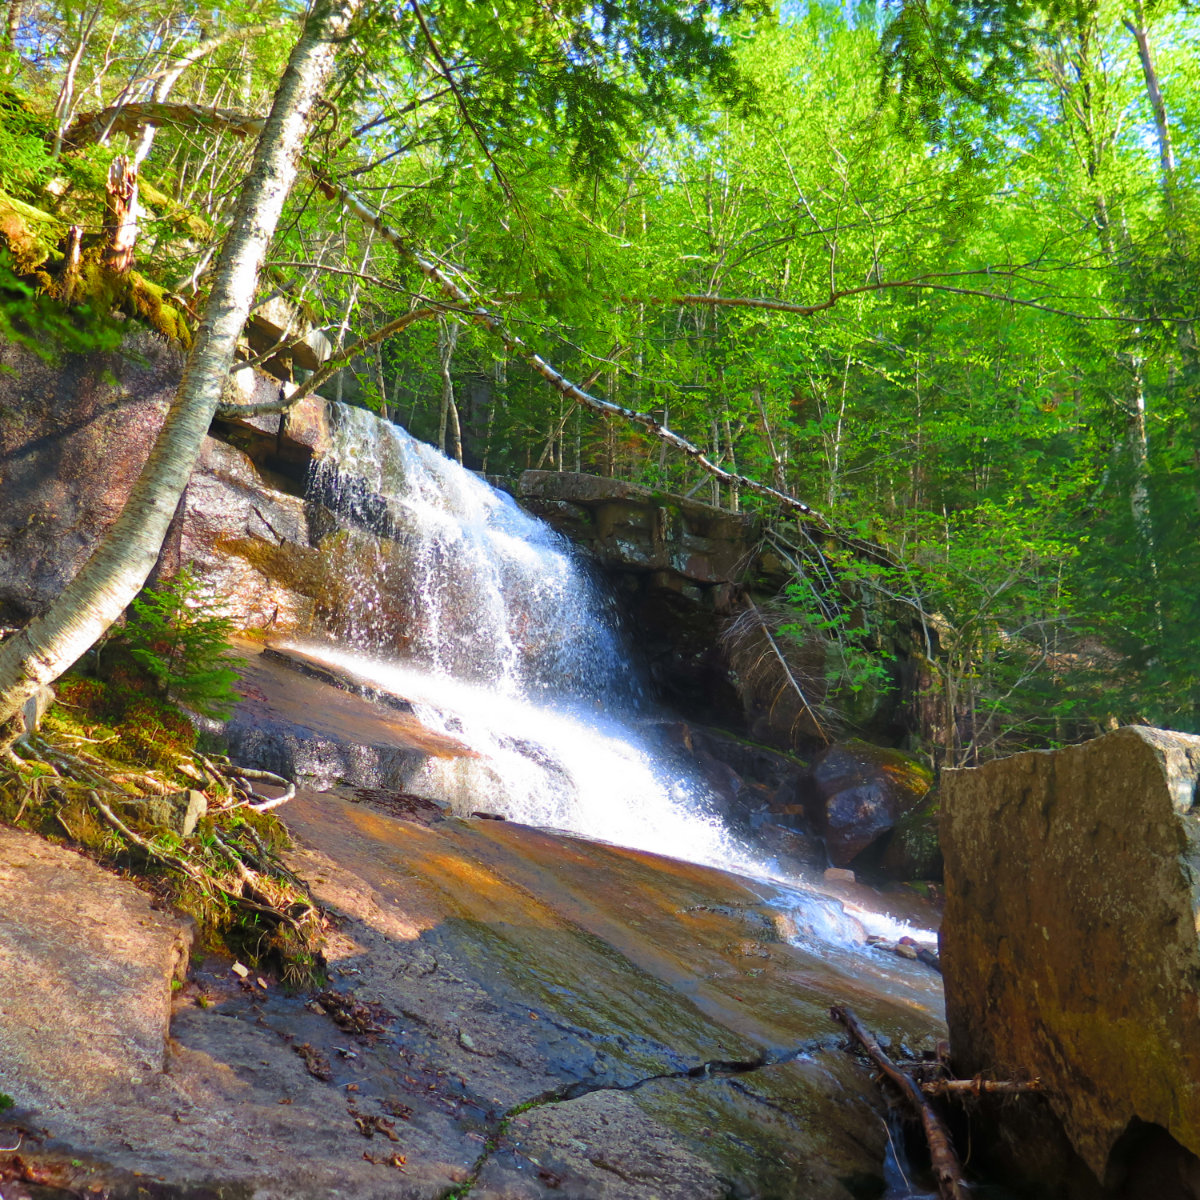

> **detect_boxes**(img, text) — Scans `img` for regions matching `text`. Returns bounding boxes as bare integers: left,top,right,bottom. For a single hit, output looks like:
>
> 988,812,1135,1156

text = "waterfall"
303,405,759,870
297,405,934,952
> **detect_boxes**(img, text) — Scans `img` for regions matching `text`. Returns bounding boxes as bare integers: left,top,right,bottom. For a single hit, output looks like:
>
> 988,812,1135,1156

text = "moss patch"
139,175,212,241
4,674,323,983
0,186,64,272
66,256,193,346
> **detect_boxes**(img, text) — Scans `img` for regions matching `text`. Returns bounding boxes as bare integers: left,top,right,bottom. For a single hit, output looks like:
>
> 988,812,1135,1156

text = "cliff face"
0,332,328,634
516,470,925,754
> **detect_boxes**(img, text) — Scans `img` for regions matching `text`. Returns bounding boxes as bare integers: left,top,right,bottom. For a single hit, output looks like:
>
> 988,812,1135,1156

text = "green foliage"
120,566,241,719
0,86,54,197
3,0,1197,757
781,568,894,707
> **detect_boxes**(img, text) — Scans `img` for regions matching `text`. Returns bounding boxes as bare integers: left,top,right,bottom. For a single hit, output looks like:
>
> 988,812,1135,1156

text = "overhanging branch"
63,101,266,149
309,167,834,531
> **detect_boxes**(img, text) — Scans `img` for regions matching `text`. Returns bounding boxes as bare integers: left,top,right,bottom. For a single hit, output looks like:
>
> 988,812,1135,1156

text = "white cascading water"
299,404,934,953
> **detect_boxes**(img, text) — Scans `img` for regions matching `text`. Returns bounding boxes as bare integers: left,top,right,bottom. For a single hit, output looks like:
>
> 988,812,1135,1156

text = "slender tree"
0,0,363,747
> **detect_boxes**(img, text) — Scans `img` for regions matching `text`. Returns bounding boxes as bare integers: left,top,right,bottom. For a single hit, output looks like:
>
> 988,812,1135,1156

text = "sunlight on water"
305,404,939,958
280,640,765,873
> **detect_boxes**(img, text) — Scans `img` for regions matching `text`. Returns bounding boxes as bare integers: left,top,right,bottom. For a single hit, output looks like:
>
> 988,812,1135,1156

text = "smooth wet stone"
222,645,475,793
2,790,944,1199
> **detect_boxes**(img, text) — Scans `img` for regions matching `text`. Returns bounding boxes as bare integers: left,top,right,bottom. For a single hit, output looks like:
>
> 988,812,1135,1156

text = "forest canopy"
0,0,1198,760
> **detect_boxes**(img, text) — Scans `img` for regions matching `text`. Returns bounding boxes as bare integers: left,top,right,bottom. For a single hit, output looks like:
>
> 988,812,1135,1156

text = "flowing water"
302,404,936,954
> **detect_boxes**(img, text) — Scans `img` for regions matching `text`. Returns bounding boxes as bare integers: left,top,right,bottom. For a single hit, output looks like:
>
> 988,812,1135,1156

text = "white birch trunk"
0,0,362,747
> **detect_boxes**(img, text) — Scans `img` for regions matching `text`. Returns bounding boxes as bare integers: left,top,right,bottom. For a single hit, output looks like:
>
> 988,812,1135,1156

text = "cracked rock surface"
1,788,943,1199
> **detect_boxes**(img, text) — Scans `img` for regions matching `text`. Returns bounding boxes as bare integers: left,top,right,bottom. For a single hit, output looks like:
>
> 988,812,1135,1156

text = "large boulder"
806,739,933,867
940,727,1200,1197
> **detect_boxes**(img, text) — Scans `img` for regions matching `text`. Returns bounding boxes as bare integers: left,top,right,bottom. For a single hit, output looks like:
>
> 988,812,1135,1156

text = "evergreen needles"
121,565,241,719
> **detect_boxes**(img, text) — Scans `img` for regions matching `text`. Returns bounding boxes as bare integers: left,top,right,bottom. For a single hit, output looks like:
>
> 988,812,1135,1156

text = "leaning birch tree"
0,0,363,747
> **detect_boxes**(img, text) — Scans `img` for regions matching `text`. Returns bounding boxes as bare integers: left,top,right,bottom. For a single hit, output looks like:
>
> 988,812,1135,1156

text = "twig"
922,1077,1042,1098
831,1005,969,1200
881,1116,910,1193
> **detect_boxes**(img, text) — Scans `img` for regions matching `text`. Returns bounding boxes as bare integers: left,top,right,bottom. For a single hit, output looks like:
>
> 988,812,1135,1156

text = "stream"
304,404,939,970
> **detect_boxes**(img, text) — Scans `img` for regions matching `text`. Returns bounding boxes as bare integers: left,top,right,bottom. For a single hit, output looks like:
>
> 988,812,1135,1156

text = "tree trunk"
4,0,21,49
437,318,462,463
1124,2,1176,195
0,0,363,748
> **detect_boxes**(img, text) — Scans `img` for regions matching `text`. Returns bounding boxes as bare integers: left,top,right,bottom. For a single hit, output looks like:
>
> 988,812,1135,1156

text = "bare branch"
218,305,442,418
310,169,836,531
63,101,265,149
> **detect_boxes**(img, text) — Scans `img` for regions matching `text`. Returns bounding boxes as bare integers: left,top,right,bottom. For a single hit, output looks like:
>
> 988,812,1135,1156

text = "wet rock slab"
222,644,476,793
2,791,944,1199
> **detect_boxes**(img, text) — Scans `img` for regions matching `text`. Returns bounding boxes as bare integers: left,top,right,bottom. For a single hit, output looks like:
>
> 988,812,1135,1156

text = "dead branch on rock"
922,1077,1043,1098
831,1005,968,1200
212,762,297,811
745,600,830,744
721,602,832,749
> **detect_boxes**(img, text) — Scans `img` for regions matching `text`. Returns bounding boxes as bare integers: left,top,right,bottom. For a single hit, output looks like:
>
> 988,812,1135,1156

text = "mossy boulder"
805,738,933,867
880,794,943,881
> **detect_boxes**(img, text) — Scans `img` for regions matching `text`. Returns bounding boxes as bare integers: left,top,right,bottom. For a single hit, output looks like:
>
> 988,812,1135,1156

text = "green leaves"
121,567,241,719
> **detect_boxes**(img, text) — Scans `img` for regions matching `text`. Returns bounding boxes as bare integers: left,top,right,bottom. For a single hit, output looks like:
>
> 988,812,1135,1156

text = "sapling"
120,564,240,718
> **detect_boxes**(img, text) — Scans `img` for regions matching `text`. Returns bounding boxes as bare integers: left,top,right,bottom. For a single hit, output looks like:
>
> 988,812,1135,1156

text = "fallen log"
831,1005,968,1200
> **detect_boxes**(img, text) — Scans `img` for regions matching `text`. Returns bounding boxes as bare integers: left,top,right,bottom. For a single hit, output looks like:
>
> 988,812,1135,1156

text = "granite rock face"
0,333,328,634
159,437,325,633
518,470,763,734
1,788,945,1200
940,727,1200,1196
518,470,763,585
0,331,184,625
514,471,921,755
0,824,192,1115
